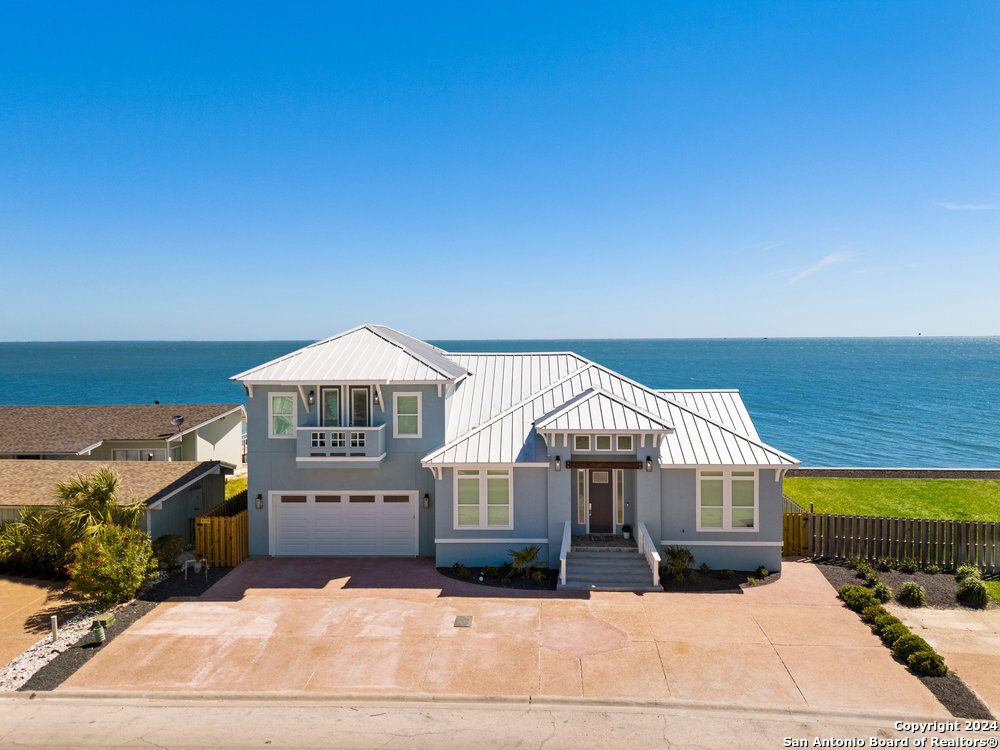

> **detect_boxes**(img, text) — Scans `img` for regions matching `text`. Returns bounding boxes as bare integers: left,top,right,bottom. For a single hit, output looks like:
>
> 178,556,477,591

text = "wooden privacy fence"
783,512,1000,574
195,490,249,567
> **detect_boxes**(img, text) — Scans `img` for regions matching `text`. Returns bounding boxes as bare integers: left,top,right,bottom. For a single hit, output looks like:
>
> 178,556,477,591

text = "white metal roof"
423,362,798,467
657,390,760,440
231,325,470,384
535,388,673,433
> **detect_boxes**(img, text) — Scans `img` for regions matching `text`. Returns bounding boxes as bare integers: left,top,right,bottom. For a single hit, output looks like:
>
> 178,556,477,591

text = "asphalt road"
1,693,987,750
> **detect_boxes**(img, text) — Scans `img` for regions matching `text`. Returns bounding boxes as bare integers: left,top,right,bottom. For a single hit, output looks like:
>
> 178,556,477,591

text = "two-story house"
234,325,798,588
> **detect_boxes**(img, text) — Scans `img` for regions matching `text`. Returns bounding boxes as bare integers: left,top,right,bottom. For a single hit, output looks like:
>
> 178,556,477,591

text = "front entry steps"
559,549,661,592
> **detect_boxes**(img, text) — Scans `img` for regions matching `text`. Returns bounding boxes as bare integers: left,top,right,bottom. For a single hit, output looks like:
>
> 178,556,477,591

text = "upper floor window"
393,392,422,438
697,470,757,531
269,393,296,438
574,435,590,451
350,386,370,427
321,387,341,426
616,435,633,451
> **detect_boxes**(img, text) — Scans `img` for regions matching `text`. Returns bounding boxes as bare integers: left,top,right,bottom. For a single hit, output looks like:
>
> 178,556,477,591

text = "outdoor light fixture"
554,456,561,471
645,456,653,472
307,390,315,405
255,494,263,509
423,493,431,509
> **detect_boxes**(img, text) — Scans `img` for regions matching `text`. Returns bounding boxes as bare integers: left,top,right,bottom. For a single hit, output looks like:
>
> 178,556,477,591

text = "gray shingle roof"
0,404,242,455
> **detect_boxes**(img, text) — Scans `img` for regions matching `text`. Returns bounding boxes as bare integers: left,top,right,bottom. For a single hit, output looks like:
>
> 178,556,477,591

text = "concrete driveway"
0,576,76,668
61,558,945,714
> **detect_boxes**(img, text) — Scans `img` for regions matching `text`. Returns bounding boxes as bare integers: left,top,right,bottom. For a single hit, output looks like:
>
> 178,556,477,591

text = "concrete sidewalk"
0,693,971,750
59,558,945,715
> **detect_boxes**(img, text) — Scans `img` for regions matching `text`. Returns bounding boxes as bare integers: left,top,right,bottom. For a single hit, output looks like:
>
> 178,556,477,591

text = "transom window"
595,435,612,451
393,392,422,438
697,470,758,531
269,393,296,438
455,468,512,529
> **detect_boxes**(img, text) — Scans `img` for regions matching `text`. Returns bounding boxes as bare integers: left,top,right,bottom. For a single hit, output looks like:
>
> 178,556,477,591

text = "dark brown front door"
588,470,613,533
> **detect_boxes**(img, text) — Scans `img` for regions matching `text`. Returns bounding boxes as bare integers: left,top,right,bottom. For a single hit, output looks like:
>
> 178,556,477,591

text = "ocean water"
0,337,997,468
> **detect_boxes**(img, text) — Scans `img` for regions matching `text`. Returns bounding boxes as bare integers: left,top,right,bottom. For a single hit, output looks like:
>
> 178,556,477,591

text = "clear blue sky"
1,2,997,341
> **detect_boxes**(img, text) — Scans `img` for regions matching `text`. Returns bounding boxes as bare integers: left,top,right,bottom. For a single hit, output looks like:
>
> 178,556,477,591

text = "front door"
588,470,614,533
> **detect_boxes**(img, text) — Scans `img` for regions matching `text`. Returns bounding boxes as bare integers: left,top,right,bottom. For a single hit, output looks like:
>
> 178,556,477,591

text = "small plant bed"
659,547,779,591
814,559,998,611
436,563,558,590
17,566,231,692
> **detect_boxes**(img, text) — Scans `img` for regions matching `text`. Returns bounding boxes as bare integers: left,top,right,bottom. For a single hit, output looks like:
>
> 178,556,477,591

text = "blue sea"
0,338,997,468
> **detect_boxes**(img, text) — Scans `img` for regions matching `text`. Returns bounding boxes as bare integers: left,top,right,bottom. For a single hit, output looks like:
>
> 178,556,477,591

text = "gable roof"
0,404,243,455
534,388,673,433
0,460,226,508
658,390,760,440
231,324,470,384
424,360,798,468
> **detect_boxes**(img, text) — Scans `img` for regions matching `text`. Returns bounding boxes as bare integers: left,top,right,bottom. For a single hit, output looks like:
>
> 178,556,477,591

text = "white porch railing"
636,522,661,587
558,522,572,586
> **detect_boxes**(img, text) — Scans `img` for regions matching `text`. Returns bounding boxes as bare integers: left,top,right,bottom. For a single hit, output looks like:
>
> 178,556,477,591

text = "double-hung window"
269,393,296,438
455,468,512,529
393,392,421,438
697,470,757,531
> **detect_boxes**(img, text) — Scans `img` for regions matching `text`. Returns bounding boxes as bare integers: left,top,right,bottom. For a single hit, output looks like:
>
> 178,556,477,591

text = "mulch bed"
436,566,559,590
661,569,779,592
19,566,231,692
813,559,995,719
814,559,998,610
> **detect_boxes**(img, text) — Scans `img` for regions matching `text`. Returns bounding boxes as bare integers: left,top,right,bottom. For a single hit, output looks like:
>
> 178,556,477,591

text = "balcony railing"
295,424,386,462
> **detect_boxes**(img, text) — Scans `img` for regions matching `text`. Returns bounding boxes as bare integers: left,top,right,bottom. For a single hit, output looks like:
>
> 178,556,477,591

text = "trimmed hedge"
838,584,880,612
955,564,980,582
872,612,903,635
957,576,989,607
897,581,927,607
893,634,932,660
860,604,887,624
879,622,910,647
909,650,948,677
871,582,892,603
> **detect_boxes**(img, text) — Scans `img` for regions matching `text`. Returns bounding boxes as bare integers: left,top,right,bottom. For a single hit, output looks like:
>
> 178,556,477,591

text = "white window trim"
574,435,591,451
393,391,422,439
594,435,613,452
269,392,297,439
616,435,633,451
452,468,514,531
695,469,759,532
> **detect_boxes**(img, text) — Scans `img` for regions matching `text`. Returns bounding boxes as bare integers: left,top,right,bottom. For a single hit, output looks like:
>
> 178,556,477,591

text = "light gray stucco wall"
147,472,224,544
194,411,244,465
660,468,783,571
245,384,443,556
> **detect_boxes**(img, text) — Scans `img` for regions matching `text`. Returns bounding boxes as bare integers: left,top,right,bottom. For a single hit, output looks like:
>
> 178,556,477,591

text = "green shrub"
482,565,500,578
66,524,156,607
955,564,980,583
151,534,184,574
699,562,711,575
745,576,756,586
716,568,734,580
879,622,910,647
908,650,948,677
900,559,917,574
875,558,892,572
893,634,932,660
864,570,881,586
897,581,927,607
507,545,544,581
531,569,547,584
451,562,470,579
662,546,695,576
957,576,989,607
923,564,941,575
838,584,879,612
872,612,903,636
860,604,887,624
755,566,769,578
871,582,892,603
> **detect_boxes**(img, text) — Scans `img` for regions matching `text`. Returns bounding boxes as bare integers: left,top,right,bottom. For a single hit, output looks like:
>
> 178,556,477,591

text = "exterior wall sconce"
554,456,561,471
645,456,653,472
255,494,263,509
423,493,431,509
307,390,315,405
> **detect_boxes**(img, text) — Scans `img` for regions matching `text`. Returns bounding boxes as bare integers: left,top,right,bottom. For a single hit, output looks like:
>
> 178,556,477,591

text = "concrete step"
558,581,662,593
561,548,658,591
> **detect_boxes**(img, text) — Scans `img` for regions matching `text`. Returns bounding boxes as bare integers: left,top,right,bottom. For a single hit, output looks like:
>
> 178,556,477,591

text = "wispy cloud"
937,202,996,211
789,252,853,285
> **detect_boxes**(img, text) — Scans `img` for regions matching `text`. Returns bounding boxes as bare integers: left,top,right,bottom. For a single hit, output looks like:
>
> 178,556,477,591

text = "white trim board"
434,538,548,544
660,540,783,547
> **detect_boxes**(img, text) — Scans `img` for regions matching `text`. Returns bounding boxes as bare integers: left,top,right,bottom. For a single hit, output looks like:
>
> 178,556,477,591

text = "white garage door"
272,492,417,556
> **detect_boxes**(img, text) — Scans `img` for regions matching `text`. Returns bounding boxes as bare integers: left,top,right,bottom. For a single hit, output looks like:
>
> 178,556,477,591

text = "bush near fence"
782,511,1000,574
195,489,248,567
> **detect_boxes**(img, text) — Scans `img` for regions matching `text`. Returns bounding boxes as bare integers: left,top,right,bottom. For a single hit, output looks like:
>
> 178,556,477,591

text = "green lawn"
225,476,247,499
985,579,1000,606
783,478,1000,522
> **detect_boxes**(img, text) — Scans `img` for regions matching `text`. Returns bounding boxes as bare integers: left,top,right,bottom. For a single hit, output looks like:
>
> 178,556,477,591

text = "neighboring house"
0,404,245,466
0,459,229,542
233,325,799,583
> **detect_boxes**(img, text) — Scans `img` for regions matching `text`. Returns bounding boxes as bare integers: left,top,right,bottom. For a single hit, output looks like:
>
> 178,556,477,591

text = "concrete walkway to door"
61,558,947,715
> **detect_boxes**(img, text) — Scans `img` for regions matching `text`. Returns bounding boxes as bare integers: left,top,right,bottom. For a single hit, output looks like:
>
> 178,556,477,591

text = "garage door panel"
273,492,416,556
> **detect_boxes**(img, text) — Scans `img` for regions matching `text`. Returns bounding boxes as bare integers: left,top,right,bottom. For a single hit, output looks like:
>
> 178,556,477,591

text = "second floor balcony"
295,424,386,467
